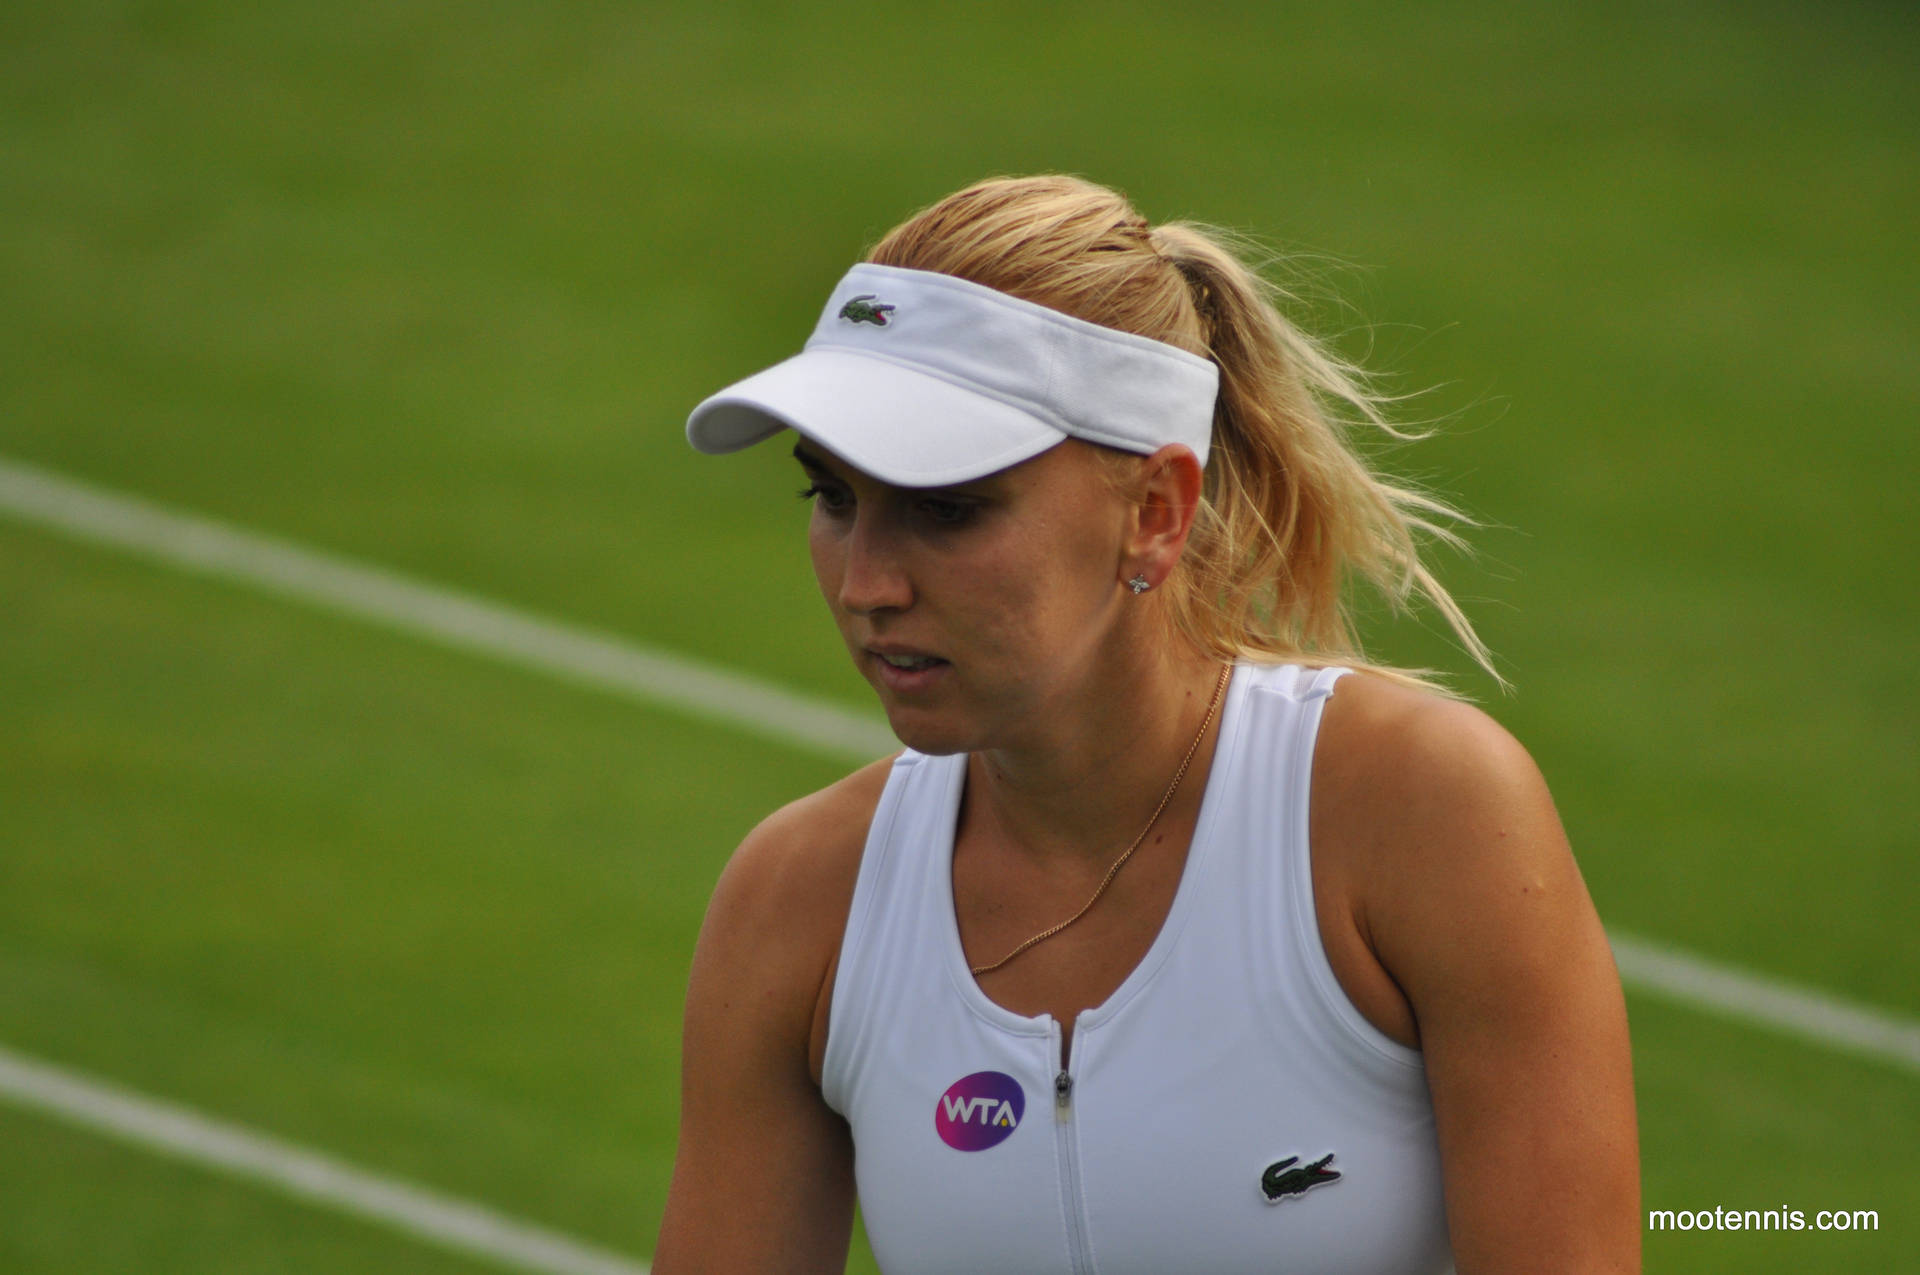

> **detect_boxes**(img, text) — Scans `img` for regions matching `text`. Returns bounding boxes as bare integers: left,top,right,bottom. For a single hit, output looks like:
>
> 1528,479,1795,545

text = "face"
793,437,1135,755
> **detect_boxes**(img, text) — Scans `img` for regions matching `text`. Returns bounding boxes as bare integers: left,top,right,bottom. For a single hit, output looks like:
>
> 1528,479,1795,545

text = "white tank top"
821,662,1454,1273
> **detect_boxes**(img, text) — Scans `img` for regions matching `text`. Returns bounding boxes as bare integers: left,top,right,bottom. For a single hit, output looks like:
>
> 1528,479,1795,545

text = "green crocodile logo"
838,294,896,326
1261,1153,1341,1203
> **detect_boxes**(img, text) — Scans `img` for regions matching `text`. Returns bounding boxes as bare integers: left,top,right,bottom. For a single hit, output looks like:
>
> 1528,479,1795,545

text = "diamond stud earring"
1127,574,1151,595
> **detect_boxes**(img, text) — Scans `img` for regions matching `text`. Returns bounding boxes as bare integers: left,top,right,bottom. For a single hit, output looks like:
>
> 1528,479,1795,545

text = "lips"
876,652,944,671
866,646,950,692
867,644,946,669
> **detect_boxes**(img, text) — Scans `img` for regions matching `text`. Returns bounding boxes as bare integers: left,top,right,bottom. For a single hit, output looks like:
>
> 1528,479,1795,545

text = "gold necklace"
969,662,1233,976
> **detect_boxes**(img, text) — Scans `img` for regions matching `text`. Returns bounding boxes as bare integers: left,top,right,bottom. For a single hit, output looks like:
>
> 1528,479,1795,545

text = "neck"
965,635,1228,868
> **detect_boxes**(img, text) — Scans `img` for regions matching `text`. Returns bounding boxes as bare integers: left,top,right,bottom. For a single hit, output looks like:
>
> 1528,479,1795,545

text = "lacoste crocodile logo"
1261,1153,1341,1203
838,294,895,326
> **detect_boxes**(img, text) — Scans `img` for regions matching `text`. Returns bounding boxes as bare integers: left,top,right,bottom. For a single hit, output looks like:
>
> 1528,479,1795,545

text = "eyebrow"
789,440,986,498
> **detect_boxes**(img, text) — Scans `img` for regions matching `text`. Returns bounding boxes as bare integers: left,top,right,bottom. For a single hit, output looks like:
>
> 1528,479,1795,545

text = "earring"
1127,574,1151,595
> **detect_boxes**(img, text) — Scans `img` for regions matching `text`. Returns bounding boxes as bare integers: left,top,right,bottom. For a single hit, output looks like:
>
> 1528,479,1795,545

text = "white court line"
1609,933,1920,1074
0,1043,647,1275
1,452,1917,1258
0,455,896,763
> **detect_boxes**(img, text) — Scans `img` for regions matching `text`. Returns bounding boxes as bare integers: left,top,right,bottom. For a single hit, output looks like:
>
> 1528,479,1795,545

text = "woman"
656,176,1638,1273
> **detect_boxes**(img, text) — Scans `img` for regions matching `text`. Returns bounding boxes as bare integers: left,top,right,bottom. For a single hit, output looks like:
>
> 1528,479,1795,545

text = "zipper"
1052,1020,1096,1274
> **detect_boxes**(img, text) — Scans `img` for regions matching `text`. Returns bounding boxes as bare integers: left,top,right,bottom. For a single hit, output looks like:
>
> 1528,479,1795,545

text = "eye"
797,482,853,515
917,496,977,526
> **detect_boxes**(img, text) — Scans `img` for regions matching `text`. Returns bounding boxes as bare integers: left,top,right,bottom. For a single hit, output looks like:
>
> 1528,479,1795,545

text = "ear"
1119,444,1205,591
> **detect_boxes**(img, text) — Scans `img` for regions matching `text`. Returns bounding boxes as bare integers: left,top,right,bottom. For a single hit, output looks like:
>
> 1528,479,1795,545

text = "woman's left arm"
1328,686,1640,1273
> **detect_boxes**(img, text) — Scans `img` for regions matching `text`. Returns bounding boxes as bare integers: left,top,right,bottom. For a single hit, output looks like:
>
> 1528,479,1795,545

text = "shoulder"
1310,671,1578,977
1309,670,1618,1048
1313,671,1557,860
690,754,900,1094
659,761,897,1270
1295,672,1568,1044
1316,669,1536,776
706,753,900,949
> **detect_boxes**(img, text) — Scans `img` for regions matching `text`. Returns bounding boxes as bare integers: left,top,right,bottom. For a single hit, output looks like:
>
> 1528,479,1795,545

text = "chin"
876,705,978,757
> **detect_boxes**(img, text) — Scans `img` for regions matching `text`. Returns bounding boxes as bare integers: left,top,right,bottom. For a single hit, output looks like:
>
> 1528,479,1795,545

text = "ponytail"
869,175,1499,691
1146,223,1497,688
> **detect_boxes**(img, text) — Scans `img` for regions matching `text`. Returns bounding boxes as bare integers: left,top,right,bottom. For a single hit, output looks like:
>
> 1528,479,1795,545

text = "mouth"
874,651,947,672
866,647,951,692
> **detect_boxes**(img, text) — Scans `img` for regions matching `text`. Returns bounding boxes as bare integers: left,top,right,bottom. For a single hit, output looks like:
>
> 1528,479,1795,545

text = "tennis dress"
820,661,1454,1273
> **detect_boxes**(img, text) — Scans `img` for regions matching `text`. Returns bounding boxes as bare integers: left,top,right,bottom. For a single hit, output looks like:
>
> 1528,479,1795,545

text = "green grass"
1,0,1914,1269
0,1100,513,1274
1633,994,1920,1272
0,519,844,1254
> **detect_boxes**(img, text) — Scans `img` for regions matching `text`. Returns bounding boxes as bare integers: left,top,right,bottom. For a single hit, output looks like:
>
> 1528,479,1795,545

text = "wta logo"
934,1071,1025,1151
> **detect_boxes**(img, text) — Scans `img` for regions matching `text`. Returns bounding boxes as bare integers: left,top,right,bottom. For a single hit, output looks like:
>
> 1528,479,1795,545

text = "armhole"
1287,667,1427,1072
819,751,918,1115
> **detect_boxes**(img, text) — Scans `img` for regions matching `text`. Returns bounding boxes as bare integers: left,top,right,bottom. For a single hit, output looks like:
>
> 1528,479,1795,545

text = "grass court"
1,1,1915,1269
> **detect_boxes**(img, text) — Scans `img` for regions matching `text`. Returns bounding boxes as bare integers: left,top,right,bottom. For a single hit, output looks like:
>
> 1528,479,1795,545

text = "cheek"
957,519,1115,655
806,518,843,604
1034,493,1125,599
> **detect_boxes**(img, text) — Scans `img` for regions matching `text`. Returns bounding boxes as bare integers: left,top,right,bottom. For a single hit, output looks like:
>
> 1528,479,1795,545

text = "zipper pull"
1054,1069,1073,1121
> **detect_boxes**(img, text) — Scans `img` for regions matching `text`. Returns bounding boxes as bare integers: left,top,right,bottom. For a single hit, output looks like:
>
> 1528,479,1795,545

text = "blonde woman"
656,176,1639,1273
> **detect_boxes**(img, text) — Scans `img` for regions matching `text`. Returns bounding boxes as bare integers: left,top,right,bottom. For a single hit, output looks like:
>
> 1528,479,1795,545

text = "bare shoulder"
1316,673,1548,811
697,751,897,1021
1311,671,1588,997
1314,672,1563,878
658,758,897,1273
705,753,898,957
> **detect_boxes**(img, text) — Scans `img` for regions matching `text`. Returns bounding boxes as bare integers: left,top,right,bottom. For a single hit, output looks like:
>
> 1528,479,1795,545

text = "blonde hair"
867,175,1498,692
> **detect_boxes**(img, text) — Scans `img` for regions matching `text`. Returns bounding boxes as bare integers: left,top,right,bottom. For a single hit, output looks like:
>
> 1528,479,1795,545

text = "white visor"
686,263,1218,487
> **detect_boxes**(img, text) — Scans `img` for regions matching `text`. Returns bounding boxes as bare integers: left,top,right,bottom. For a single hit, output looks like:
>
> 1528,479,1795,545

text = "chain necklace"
969,662,1233,976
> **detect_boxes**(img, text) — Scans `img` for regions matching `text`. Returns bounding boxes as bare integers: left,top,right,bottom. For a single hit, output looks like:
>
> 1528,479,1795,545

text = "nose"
836,507,914,616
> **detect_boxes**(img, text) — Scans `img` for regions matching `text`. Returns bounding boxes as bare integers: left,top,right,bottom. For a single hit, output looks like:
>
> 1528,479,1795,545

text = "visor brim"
686,348,1068,488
